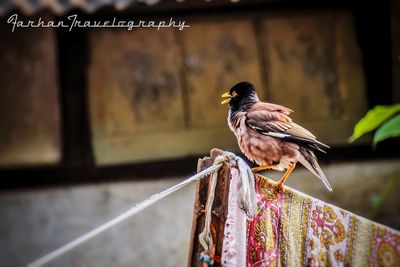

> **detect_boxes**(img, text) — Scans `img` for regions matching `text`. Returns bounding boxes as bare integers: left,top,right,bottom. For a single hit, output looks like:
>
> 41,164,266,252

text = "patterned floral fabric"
223,174,400,267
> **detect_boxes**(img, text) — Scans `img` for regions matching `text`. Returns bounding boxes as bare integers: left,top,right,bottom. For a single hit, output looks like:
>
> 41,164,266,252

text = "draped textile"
222,173,400,267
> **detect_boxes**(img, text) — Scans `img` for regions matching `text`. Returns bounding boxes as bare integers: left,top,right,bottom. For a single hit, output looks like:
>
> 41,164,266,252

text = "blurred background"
0,0,399,266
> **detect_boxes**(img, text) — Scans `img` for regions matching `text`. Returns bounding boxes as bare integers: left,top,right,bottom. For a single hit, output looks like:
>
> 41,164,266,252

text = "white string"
27,162,224,267
198,169,218,253
198,154,235,260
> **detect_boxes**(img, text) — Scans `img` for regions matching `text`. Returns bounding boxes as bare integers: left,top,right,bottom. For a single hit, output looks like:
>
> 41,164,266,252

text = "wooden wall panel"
260,12,367,144
89,12,367,165
0,26,60,166
89,28,185,136
89,29,188,164
181,20,264,128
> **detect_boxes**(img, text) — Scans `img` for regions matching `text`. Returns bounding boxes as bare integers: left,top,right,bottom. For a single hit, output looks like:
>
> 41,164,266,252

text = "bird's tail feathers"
297,148,333,192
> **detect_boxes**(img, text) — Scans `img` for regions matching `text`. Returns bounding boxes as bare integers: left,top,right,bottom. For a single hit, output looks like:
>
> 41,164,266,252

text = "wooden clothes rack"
188,149,231,267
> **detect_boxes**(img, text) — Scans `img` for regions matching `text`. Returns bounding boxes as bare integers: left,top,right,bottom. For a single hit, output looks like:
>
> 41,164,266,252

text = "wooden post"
187,149,232,267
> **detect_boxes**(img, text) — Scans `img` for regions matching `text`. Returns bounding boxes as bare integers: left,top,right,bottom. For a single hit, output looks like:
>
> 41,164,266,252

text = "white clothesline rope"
27,158,225,267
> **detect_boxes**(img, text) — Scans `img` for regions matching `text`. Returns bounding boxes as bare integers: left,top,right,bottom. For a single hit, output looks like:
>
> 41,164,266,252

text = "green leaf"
370,195,381,209
349,104,400,142
373,114,400,145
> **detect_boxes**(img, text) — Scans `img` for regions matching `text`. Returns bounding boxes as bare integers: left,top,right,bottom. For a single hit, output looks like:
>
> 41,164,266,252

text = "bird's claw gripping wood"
275,163,296,193
275,183,286,194
252,163,295,194
251,165,273,173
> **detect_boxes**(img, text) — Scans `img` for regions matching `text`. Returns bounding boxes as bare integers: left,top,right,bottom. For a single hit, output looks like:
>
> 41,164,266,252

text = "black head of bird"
221,81,259,111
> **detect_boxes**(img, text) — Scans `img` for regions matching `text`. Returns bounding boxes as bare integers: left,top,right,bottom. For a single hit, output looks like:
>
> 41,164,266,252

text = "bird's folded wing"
246,103,329,151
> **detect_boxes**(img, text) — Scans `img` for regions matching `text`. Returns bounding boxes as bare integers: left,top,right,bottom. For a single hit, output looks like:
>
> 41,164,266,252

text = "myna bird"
221,81,332,192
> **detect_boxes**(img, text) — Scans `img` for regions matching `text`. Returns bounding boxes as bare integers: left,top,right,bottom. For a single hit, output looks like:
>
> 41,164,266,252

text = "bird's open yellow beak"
221,92,232,104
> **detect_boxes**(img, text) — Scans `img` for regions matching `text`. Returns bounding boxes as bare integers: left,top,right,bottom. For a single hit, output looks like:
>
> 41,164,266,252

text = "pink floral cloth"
222,174,400,267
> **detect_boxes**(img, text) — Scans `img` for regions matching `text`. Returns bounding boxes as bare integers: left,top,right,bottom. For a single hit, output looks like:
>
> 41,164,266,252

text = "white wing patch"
262,132,291,138
249,124,291,139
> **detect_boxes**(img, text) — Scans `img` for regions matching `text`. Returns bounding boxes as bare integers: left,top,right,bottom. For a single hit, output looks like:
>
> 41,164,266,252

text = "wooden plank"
261,14,337,119
92,128,238,165
259,12,367,144
0,25,60,166
89,28,185,135
181,19,264,128
88,28,186,164
188,148,231,267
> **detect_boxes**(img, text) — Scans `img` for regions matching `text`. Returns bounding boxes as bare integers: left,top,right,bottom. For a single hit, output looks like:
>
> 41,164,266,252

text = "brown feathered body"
229,104,292,170
224,82,332,191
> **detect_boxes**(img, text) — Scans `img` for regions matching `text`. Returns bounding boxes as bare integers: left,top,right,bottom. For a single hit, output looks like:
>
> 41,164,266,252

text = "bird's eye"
232,91,238,97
